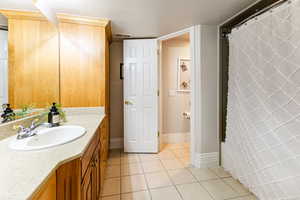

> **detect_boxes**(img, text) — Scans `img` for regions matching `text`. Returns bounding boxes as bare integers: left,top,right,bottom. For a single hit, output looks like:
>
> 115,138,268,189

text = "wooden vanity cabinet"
31,174,57,200
34,116,109,200
81,166,93,200
79,118,108,200
81,141,101,200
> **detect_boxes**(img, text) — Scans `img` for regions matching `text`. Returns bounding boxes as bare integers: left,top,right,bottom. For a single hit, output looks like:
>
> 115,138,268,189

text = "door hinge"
158,131,160,137
157,90,160,96
157,49,160,55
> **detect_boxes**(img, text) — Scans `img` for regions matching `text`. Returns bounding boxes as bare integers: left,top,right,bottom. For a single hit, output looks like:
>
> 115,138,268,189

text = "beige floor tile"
161,159,184,170
168,169,197,185
106,165,121,178
183,143,190,149
176,183,213,200
121,163,143,176
163,143,185,150
210,166,231,178
108,157,121,166
201,179,239,200
179,156,191,168
139,154,159,162
142,160,164,173
102,178,121,197
121,174,147,193
188,168,218,181
121,154,140,165
223,177,250,196
101,195,121,200
172,148,190,158
158,150,177,160
121,191,151,200
233,195,258,200
150,186,182,200
145,171,172,189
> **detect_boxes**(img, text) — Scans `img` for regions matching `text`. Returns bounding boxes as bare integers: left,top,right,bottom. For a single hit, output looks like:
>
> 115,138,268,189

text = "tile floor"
101,143,257,200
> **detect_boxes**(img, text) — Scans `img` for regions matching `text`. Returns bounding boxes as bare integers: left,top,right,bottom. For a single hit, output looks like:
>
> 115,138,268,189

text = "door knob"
125,100,133,105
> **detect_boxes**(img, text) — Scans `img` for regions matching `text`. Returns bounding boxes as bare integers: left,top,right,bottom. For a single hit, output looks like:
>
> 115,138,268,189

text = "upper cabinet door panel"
8,18,59,108
60,22,106,107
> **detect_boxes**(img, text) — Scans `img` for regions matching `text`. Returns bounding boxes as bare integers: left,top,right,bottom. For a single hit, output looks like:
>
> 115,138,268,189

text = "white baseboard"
194,152,219,168
110,137,123,149
161,132,190,144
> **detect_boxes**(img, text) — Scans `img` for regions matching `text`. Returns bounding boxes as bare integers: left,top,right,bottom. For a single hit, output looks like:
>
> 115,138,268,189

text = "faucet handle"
13,125,25,133
31,118,39,126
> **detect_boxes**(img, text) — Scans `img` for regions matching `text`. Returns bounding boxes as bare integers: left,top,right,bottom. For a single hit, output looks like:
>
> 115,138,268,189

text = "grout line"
138,153,153,200
107,147,194,199
160,153,184,200
187,168,217,200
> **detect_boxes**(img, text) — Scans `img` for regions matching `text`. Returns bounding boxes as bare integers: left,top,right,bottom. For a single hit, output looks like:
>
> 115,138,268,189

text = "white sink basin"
9,125,86,151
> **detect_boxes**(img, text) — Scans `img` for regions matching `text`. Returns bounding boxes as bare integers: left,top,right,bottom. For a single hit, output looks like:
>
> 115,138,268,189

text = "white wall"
0,30,8,106
161,39,190,135
109,41,124,140
197,25,219,154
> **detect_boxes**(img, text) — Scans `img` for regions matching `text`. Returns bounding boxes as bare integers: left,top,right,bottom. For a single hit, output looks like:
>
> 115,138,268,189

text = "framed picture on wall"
177,58,191,92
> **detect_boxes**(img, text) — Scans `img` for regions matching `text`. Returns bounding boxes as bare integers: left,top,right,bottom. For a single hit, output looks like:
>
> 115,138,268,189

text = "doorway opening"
159,33,192,166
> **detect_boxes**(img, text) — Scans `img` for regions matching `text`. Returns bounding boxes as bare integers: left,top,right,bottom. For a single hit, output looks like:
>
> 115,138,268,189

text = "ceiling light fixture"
32,0,58,27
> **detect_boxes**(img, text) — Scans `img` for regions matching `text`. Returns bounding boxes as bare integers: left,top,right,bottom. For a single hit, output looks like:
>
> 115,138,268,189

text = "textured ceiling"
0,0,257,37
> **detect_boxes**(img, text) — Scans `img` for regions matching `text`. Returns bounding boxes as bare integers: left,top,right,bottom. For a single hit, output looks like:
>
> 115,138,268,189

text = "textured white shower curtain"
223,0,300,199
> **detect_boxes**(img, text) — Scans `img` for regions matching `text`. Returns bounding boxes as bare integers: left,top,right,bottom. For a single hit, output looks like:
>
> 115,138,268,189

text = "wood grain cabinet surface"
0,10,111,109
31,116,109,200
4,16,60,108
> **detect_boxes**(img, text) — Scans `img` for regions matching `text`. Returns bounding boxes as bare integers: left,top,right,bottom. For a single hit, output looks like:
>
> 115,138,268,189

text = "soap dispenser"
1,104,15,123
48,103,60,127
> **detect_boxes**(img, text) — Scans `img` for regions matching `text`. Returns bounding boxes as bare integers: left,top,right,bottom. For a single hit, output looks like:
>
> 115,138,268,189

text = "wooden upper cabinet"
1,10,59,108
59,22,106,107
1,10,111,108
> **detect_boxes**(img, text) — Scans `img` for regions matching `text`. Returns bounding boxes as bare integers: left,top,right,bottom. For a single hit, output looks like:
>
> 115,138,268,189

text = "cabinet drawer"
81,132,99,179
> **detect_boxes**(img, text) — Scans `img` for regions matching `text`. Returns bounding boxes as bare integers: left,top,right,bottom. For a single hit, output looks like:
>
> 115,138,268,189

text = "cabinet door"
100,117,109,162
94,146,101,199
59,22,106,107
81,167,93,200
56,159,81,200
7,17,59,108
32,174,56,200
82,147,100,200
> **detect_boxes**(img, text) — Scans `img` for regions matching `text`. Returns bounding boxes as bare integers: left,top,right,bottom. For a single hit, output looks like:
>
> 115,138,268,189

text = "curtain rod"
232,0,289,31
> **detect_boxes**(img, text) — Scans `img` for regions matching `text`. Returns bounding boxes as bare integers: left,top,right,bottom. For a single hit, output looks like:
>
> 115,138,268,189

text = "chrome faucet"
14,119,51,140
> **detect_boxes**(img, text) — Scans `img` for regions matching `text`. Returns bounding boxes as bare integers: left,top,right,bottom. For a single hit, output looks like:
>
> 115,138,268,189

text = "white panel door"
0,30,8,106
124,39,158,153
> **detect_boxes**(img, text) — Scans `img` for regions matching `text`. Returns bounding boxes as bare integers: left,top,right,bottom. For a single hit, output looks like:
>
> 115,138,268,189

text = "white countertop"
0,108,105,200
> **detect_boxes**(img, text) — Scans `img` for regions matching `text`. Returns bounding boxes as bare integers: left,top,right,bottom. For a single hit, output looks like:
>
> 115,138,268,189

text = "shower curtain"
223,0,300,199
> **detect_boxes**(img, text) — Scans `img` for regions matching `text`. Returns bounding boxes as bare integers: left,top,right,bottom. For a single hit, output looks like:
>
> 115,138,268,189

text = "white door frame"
158,26,201,166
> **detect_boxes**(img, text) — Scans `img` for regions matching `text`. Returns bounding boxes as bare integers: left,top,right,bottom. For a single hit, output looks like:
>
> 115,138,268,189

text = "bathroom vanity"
0,9,111,200
0,109,109,200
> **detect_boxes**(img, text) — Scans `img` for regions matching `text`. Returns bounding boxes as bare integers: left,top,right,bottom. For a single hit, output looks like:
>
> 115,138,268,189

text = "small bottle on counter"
1,104,15,123
48,103,60,127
